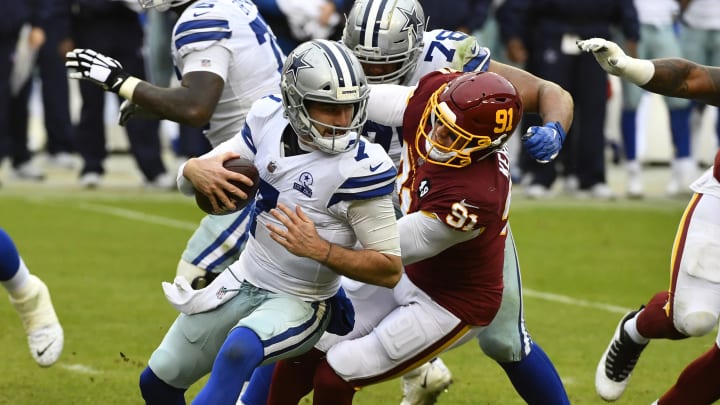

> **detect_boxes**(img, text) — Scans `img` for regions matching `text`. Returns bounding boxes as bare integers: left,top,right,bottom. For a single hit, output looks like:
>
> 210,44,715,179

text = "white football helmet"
342,0,425,84
281,40,369,154
137,0,192,12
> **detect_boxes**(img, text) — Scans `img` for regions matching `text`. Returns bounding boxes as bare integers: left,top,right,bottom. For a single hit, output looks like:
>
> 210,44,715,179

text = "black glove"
65,48,130,93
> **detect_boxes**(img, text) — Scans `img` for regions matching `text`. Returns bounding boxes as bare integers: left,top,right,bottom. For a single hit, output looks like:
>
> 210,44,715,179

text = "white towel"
162,269,242,314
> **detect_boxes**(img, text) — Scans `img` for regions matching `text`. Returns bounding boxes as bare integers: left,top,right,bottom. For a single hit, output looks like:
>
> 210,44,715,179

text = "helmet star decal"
286,48,313,84
398,6,423,35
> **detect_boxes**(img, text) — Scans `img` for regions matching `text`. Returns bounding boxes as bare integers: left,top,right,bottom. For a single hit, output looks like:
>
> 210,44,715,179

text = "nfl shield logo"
216,287,227,300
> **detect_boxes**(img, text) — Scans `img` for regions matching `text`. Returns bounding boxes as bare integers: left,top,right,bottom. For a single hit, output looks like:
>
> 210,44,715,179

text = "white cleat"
9,275,64,367
400,358,453,405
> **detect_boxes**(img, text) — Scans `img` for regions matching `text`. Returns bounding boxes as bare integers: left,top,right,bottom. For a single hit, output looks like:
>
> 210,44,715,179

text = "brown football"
195,157,260,215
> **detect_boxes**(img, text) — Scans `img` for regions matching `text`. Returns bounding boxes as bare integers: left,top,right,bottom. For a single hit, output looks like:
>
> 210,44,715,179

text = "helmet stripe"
315,41,357,88
360,0,389,48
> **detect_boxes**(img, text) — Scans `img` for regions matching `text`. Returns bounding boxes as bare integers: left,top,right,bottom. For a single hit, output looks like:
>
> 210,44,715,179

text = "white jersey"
203,96,397,301
403,29,491,86
172,0,284,146
363,29,490,166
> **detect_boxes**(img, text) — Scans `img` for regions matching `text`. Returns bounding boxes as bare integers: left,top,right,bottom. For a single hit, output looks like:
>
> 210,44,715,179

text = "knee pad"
147,347,187,388
678,311,718,337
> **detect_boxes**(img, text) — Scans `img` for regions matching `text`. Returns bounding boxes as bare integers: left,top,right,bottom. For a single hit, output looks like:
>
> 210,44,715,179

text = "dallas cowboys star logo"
286,49,313,84
398,6,423,35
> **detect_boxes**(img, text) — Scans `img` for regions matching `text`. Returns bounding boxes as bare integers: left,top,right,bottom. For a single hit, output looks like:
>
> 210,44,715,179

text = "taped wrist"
118,76,142,101
621,58,655,86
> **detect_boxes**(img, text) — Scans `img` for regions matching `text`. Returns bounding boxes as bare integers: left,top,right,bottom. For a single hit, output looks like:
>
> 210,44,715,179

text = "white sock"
624,311,650,344
2,258,31,297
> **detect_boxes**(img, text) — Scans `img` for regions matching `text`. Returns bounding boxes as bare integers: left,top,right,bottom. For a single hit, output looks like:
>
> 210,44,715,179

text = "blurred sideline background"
9,74,720,193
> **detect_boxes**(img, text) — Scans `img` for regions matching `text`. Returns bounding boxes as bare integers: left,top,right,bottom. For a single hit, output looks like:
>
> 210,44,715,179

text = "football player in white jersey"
578,37,720,405
64,0,285,290
343,1,571,404
137,39,402,405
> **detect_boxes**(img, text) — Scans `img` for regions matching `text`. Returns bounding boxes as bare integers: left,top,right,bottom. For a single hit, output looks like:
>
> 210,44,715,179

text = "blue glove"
522,121,566,163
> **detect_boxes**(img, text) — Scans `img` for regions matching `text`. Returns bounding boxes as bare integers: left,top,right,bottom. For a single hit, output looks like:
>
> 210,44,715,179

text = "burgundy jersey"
398,70,510,326
714,149,720,182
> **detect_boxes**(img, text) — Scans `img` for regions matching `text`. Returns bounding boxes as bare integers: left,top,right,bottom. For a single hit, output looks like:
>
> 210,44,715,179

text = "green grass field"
0,187,715,404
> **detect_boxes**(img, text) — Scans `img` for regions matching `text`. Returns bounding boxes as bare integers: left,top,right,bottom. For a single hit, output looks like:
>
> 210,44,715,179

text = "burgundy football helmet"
417,71,523,168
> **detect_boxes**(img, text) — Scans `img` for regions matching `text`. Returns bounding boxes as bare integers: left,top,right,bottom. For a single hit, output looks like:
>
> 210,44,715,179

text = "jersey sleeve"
174,4,233,59
367,84,414,127
328,141,398,207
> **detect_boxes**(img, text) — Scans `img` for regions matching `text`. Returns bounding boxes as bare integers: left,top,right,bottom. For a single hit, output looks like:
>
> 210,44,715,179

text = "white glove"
162,269,241,314
576,38,654,86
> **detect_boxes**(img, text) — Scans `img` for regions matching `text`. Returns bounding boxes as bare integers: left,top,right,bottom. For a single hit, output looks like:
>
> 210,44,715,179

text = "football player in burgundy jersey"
264,70,570,404
579,38,720,405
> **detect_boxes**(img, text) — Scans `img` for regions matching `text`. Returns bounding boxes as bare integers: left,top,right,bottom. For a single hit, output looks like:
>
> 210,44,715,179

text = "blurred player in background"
0,228,63,367
138,39,402,405
578,37,720,405
342,1,571,404
64,0,283,290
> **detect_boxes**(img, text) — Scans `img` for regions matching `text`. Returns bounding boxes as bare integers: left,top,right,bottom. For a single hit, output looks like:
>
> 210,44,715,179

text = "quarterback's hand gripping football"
522,121,566,163
576,38,654,86
65,48,142,99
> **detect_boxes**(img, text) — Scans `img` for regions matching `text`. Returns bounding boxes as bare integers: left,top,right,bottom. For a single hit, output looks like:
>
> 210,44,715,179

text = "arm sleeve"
397,211,479,265
367,84,414,127
345,196,401,257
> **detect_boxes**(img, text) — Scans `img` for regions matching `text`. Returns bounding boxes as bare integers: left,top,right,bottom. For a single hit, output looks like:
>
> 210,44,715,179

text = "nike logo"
369,163,383,172
194,11,210,16
36,340,55,357
111,77,124,90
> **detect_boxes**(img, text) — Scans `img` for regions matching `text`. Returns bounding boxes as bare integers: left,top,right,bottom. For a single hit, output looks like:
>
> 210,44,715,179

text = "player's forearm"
536,81,574,131
321,244,402,288
130,82,214,127
643,59,720,107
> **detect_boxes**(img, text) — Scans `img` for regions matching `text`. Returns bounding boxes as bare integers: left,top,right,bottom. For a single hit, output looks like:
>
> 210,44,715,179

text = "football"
195,157,260,215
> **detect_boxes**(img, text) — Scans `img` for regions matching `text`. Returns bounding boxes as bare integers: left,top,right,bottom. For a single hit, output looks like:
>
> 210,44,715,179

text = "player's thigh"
316,278,396,352
672,193,720,334
148,291,261,387
181,209,254,272
239,292,329,365
478,228,528,362
327,275,481,382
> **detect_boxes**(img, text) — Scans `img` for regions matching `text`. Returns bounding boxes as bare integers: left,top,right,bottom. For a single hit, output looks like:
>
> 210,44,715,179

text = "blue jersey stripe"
175,31,231,50
191,205,254,269
339,166,397,189
328,182,396,206
175,19,229,35
204,203,255,271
